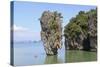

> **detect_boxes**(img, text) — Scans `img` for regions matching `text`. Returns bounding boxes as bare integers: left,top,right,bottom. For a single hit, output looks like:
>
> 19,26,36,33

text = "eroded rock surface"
40,11,63,55
64,9,97,51
88,11,97,51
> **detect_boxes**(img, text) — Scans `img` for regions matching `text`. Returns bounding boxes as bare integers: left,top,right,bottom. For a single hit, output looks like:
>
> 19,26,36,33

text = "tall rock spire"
39,11,63,55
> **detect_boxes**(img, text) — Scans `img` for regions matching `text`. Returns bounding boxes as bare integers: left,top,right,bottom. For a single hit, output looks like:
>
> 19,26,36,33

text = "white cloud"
13,24,28,32
13,24,41,41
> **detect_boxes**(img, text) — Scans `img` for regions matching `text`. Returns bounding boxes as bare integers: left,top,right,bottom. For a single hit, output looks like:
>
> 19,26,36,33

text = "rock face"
40,11,63,55
64,9,97,51
88,11,97,51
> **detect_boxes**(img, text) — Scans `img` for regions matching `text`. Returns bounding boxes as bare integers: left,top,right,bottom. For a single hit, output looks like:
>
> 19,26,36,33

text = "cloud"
13,24,28,32
13,24,41,41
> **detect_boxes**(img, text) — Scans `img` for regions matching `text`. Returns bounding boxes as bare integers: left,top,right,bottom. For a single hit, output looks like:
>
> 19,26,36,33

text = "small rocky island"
39,11,63,55
64,8,97,51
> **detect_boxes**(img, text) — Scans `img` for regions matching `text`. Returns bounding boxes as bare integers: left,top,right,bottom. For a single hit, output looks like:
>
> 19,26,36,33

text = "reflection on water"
65,50,97,63
44,55,58,64
14,42,97,66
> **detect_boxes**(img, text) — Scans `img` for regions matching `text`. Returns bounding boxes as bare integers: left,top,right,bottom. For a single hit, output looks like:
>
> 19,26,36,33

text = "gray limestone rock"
39,11,63,55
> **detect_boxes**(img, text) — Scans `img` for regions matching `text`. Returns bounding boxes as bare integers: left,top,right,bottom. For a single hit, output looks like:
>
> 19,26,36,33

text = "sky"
12,1,96,41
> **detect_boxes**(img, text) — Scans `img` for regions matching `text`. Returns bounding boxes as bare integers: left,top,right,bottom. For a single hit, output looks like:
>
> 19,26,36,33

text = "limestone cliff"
40,11,63,55
64,8,97,51
88,9,97,50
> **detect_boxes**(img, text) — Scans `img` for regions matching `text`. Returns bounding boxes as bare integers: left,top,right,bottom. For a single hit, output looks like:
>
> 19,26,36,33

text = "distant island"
14,40,42,44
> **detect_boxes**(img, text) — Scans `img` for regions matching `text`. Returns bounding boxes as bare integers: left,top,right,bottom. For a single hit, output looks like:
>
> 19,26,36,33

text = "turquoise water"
14,42,97,66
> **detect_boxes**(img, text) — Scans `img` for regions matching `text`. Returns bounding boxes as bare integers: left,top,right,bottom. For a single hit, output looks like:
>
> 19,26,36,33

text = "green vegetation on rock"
40,11,63,55
64,8,97,51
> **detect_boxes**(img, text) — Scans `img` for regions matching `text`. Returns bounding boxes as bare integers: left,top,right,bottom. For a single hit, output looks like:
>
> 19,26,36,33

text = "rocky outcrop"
40,11,63,55
64,8,97,51
88,10,97,51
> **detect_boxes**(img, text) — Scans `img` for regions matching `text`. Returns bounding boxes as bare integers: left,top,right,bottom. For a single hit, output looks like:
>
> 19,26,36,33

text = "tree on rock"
64,8,97,51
